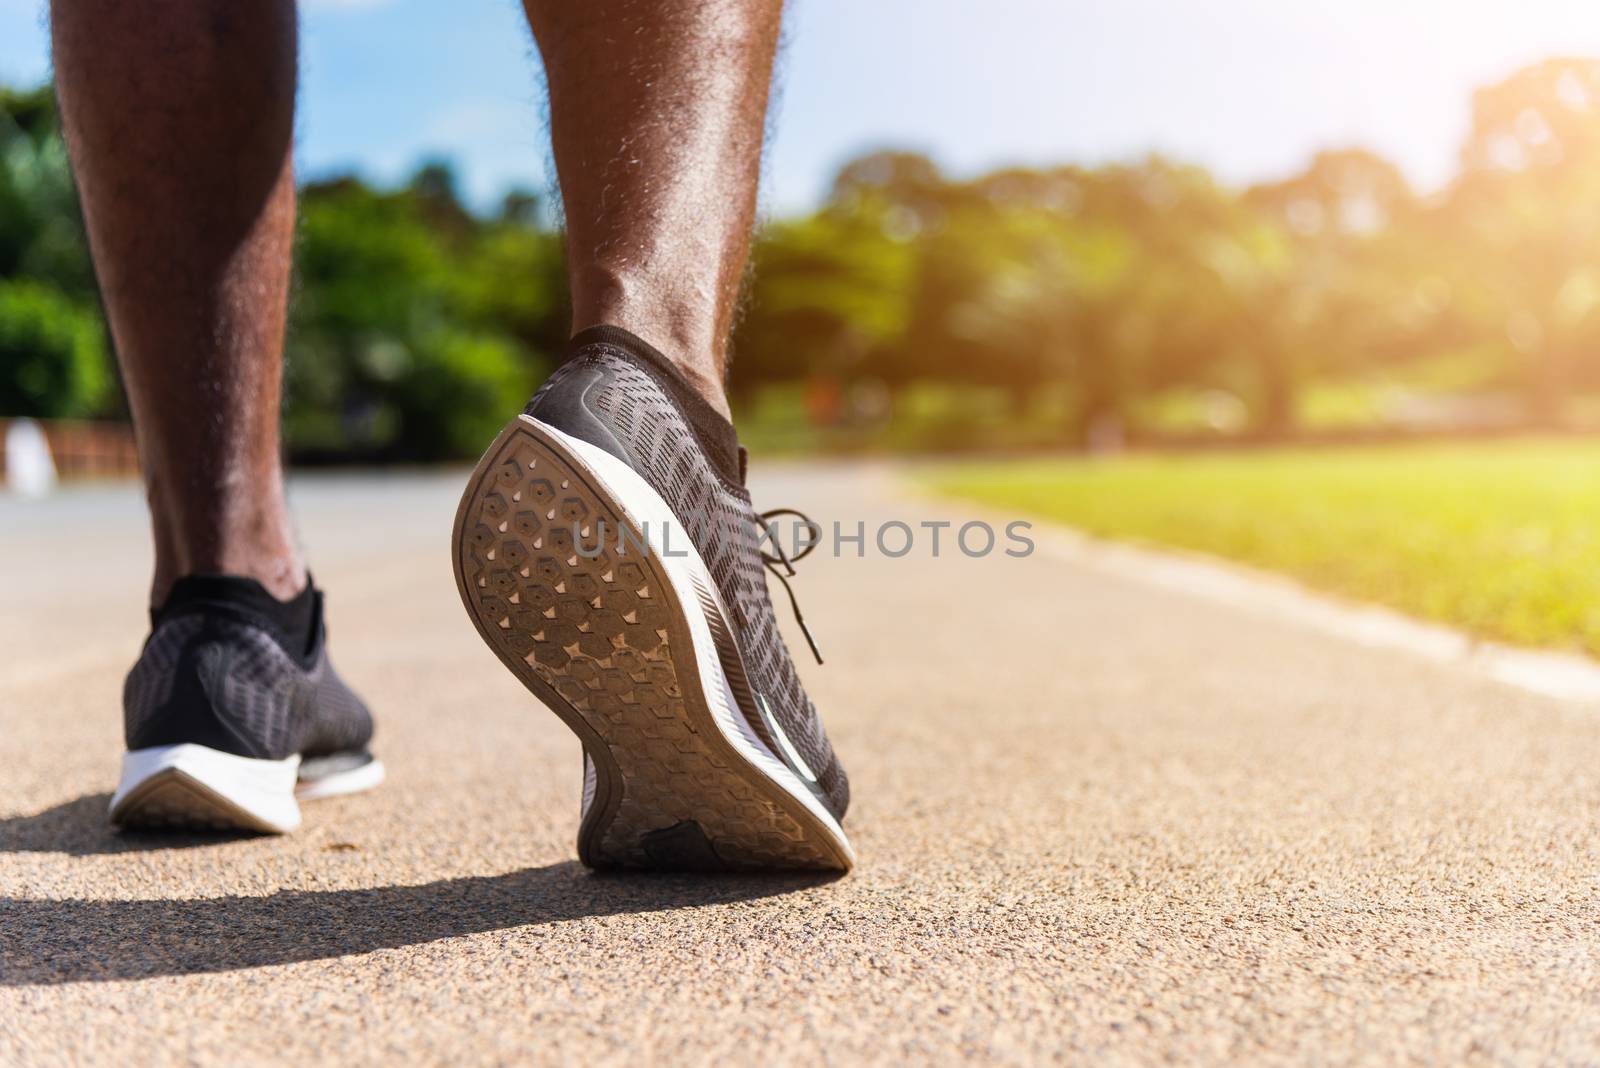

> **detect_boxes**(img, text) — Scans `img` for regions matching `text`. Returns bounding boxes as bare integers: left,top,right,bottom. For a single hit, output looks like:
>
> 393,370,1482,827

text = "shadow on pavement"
0,793,259,854
2,792,842,985
1,861,838,985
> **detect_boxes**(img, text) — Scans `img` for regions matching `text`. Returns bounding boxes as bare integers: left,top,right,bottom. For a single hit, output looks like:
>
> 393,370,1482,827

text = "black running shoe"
110,575,383,833
452,326,853,871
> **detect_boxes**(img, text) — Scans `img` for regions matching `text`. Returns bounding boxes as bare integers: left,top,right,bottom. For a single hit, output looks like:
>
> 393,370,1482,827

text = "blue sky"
5,0,1600,214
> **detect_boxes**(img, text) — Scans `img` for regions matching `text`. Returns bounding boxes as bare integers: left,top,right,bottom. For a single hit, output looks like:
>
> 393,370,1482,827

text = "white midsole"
536,419,854,864
110,744,303,832
296,759,387,801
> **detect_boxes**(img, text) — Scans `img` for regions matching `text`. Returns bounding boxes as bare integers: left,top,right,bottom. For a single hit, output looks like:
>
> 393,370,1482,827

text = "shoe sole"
452,415,853,872
109,744,385,834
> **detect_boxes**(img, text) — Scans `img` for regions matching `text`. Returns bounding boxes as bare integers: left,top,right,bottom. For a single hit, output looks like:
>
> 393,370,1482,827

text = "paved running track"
3,465,1598,1065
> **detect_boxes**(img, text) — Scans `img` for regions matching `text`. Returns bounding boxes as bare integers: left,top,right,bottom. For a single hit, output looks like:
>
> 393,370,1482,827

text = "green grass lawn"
927,439,1600,656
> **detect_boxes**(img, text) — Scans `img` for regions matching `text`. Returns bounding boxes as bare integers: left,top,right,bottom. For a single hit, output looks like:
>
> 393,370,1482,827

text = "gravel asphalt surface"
3,464,1599,1065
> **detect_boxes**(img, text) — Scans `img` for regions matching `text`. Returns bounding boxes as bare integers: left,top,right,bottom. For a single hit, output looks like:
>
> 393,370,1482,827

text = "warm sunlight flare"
13,5,1600,1064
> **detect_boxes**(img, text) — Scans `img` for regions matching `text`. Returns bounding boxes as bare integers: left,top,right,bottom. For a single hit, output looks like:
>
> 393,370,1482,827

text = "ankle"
574,317,733,422
147,482,307,605
152,554,307,609
571,274,733,421
666,357,733,423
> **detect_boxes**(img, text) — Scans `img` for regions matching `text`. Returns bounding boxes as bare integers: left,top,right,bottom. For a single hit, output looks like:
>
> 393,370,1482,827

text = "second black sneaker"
452,326,853,871
110,575,383,833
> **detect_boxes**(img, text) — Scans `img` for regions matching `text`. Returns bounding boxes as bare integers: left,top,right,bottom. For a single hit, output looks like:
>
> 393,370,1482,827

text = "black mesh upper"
124,588,374,762
527,339,850,818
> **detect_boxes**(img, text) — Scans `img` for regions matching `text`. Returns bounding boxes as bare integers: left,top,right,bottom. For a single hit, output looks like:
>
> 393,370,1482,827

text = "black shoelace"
754,508,824,666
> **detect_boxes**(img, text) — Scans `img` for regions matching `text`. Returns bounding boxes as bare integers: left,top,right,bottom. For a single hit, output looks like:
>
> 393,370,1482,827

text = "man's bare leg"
522,0,784,418
56,2,381,834
455,0,853,871
52,0,303,604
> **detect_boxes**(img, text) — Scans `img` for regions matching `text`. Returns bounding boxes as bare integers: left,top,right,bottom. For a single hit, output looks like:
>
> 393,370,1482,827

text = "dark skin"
51,0,783,603
527,0,782,415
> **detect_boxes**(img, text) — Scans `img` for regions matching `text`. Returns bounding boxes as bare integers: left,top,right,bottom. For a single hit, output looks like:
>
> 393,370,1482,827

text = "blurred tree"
287,173,540,459
897,159,1244,443
1237,150,1421,434
734,155,921,407
408,158,475,243
897,172,1143,434
827,150,947,221
1450,58,1600,422
0,85,97,299
0,279,109,417
498,188,543,228
0,85,112,420
454,193,568,362
8,56,1600,456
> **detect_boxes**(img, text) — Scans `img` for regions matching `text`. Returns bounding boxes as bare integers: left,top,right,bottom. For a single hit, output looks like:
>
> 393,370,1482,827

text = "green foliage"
0,85,109,420
738,60,1600,445
451,208,567,355
7,56,1600,457
736,177,916,395
286,173,550,459
0,85,96,297
0,279,108,417
0,86,561,459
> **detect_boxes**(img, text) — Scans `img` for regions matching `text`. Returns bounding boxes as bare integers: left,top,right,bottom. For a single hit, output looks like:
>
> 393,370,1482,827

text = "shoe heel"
110,744,302,833
452,415,853,871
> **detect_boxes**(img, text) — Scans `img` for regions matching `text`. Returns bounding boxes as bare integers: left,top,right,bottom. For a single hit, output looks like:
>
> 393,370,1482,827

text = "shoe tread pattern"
110,770,278,834
454,420,844,871
531,350,849,817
